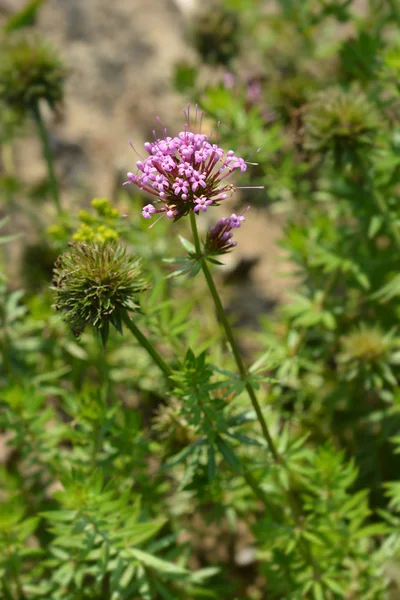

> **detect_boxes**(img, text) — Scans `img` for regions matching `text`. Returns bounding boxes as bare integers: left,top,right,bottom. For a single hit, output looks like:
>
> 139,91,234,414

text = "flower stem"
121,310,172,380
189,211,280,462
31,101,61,214
189,210,323,590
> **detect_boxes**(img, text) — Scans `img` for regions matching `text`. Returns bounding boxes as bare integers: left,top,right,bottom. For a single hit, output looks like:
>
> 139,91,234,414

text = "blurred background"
0,0,296,320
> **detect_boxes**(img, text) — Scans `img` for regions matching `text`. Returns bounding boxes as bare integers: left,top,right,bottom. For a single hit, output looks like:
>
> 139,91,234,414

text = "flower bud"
204,212,246,256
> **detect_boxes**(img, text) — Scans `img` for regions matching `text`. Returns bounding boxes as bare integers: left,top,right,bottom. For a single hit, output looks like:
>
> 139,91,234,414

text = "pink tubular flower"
123,105,262,223
142,204,157,219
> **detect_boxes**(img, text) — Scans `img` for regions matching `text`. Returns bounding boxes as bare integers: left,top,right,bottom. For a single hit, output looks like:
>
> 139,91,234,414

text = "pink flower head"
124,105,262,223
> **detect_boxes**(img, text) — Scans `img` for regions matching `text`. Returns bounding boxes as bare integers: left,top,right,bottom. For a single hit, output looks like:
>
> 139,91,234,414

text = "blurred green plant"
2,0,400,597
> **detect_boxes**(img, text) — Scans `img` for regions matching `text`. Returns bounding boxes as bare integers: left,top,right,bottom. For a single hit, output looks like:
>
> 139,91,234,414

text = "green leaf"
162,440,203,470
249,350,273,374
16,516,40,541
324,577,346,595
64,341,89,360
206,257,224,265
368,214,383,238
312,581,325,600
120,563,136,589
207,444,216,481
228,431,262,447
33,365,71,384
0,232,21,245
129,548,188,576
178,235,196,254
353,523,390,538
215,436,242,472
4,0,44,32
121,519,167,546
302,530,325,547
188,566,220,584
40,510,78,522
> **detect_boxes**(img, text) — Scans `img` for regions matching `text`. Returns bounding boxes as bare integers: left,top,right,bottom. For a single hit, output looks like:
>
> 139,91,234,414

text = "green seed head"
303,86,379,164
52,242,147,346
0,34,67,113
339,326,391,365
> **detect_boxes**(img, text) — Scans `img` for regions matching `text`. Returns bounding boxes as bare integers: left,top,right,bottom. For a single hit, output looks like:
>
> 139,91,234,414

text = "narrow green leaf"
353,523,390,539
4,0,44,32
312,581,325,600
178,235,196,253
121,519,167,546
40,510,78,522
215,436,242,472
324,577,346,595
129,548,188,576
207,445,216,482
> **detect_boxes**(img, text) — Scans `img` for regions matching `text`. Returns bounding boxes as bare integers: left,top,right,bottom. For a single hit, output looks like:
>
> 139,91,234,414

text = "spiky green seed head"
0,34,67,113
52,242,147,346
303,86,379,165
339,326,392,365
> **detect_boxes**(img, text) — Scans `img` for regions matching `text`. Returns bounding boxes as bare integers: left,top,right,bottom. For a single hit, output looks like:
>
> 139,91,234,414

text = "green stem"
189,210,323,590
121,311,172,380
31,102,61,214
196,379,280,519
189,211,280,462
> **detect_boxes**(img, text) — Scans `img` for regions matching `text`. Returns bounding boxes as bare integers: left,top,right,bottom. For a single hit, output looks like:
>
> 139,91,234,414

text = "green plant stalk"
189,211,280,461
31,101,61,214
122,308,280,519
189,211,323,591
121,310,172,380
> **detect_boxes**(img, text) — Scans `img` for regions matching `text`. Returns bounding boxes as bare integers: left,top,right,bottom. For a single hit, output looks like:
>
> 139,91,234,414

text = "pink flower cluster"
205,211,247,254
124,107,250,223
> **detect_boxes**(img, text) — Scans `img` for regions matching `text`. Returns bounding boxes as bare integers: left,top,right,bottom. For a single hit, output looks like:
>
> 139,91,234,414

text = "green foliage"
3,0,45,33
191,2,240,66
3,0,400,598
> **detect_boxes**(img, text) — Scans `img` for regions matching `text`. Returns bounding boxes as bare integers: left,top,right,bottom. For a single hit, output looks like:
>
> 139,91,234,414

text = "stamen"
235,186,265,189
148,212,166,229
246,147,261,163
199,110,204,133
188,103,191,128
128,140,144,160
155,117,168,139
215,121,221,143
